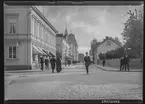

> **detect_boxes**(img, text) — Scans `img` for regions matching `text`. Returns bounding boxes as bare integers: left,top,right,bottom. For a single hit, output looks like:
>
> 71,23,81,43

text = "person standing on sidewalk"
56,57,62,73
40,56,44,71
84,52,91,74
102,60,106,67
124,54,130,71
120,57,124,71
44,56,49,70
50,56,56,73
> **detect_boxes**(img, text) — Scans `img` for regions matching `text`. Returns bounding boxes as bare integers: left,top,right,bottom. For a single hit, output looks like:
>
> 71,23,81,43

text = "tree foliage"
121,8,143,57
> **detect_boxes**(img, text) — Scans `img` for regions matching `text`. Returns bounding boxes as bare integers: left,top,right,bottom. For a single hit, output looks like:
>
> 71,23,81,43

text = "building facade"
4,5,58,70
78,53,84,62
94,37,122,64
67,33,78,62
56,33,70,64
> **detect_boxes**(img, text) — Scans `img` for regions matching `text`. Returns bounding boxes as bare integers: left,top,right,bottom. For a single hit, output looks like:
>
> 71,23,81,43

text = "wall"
94,39,121,63
97,58,142,69
4,6,30,35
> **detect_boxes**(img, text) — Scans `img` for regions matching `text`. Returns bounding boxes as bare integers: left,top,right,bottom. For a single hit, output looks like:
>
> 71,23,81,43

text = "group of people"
120,54,130,71
83,52,131,74
39,56,62,73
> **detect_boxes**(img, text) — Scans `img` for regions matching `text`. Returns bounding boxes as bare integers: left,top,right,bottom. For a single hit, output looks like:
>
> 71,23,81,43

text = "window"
106,40,111,46
8,20,16,34
48,30,50,44
42,25,44,40
46,30,48,43
37,22,39,38
6,15,18,34
38,23,41,39
9,46,16,59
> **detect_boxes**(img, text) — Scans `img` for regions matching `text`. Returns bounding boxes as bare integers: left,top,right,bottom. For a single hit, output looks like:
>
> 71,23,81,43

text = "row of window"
31,16,56,46
8,45,56,59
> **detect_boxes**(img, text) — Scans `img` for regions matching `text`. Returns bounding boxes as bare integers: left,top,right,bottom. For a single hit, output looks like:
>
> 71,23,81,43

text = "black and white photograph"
4,1,143,103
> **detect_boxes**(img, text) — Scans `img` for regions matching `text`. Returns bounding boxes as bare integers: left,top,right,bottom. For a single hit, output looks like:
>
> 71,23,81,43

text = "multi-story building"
94,36,122,64
56,33,70,64
67,33,78,62
4,5,58,70
78,53,84,62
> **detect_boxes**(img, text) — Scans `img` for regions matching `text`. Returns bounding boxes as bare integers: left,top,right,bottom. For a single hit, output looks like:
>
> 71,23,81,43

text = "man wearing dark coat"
102,60,106,67
124,54,130,71
56,57,62,73
50,56,56,73
44,57,49,70
84,52,91,74
120,57,124,71
40,57,44,71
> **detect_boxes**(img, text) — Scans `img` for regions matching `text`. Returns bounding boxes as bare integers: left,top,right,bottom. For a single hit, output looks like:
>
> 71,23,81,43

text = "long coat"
56,58,62,72
50,57,56,69
84,56,91,66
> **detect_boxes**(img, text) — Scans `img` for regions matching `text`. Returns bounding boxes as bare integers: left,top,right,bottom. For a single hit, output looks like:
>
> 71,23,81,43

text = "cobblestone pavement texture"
5,64,142,100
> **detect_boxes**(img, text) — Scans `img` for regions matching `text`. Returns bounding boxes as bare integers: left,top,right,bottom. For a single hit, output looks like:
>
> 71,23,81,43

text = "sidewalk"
5,64,76,74
93,64,142,72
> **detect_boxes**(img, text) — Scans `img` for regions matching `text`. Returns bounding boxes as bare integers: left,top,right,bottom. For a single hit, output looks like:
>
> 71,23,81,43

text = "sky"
36,4,143,54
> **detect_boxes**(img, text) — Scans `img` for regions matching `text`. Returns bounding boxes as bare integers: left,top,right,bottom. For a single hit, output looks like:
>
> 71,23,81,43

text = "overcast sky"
36,5,143,54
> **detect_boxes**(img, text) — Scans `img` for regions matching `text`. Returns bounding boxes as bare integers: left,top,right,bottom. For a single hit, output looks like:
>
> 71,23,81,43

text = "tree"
90,38,98,63
121,8,143,57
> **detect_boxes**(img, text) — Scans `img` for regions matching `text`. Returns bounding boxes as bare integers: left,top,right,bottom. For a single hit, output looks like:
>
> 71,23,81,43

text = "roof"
96,37,122,49
32,6,58,34
67,33,78,47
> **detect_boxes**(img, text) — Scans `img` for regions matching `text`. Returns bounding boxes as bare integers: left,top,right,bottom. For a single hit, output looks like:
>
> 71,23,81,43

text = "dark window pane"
13,47,16,58
13,46,16,51
9,47,12,52
9,54,12,58
10,23,12,34
13,54,16,58
13,23,16,33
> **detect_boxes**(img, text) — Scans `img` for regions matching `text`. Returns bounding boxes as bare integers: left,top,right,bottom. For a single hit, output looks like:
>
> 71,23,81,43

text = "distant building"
56,33,70,64
94,36,122,64
78,53,84,62
4,5,58,70
67,33,78,62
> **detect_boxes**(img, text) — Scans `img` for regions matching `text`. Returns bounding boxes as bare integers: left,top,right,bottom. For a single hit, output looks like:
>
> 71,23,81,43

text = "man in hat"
84,52,91,74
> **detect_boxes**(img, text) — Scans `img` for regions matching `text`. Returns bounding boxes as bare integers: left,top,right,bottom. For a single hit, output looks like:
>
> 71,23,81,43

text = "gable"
95,39,121,54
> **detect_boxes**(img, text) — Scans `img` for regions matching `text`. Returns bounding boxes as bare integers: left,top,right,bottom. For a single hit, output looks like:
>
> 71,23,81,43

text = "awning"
37,47,47,56
49,52,55,57
32,45,43,55
42,49,50,56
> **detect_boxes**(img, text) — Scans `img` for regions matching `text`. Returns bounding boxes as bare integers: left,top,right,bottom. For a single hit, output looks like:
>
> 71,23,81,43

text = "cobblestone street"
5,64,142,100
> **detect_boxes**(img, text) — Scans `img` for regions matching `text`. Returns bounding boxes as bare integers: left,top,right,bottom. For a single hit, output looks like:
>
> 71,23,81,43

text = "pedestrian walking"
102,60,106,67
120,57,124,71
50,56,56,73
44,56,49,70
56,57,62,73
68,60,71,66
40,56,44,71
84,52,91,74
124,54,130,71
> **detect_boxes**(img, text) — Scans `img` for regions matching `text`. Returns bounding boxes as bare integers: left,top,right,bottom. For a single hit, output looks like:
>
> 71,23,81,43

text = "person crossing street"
84,52,91,74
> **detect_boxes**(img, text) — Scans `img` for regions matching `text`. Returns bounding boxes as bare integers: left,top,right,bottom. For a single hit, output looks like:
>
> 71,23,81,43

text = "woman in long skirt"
56,57,62,73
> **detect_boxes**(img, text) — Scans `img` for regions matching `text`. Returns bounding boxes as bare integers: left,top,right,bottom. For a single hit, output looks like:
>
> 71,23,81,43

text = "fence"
97,58,142,69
